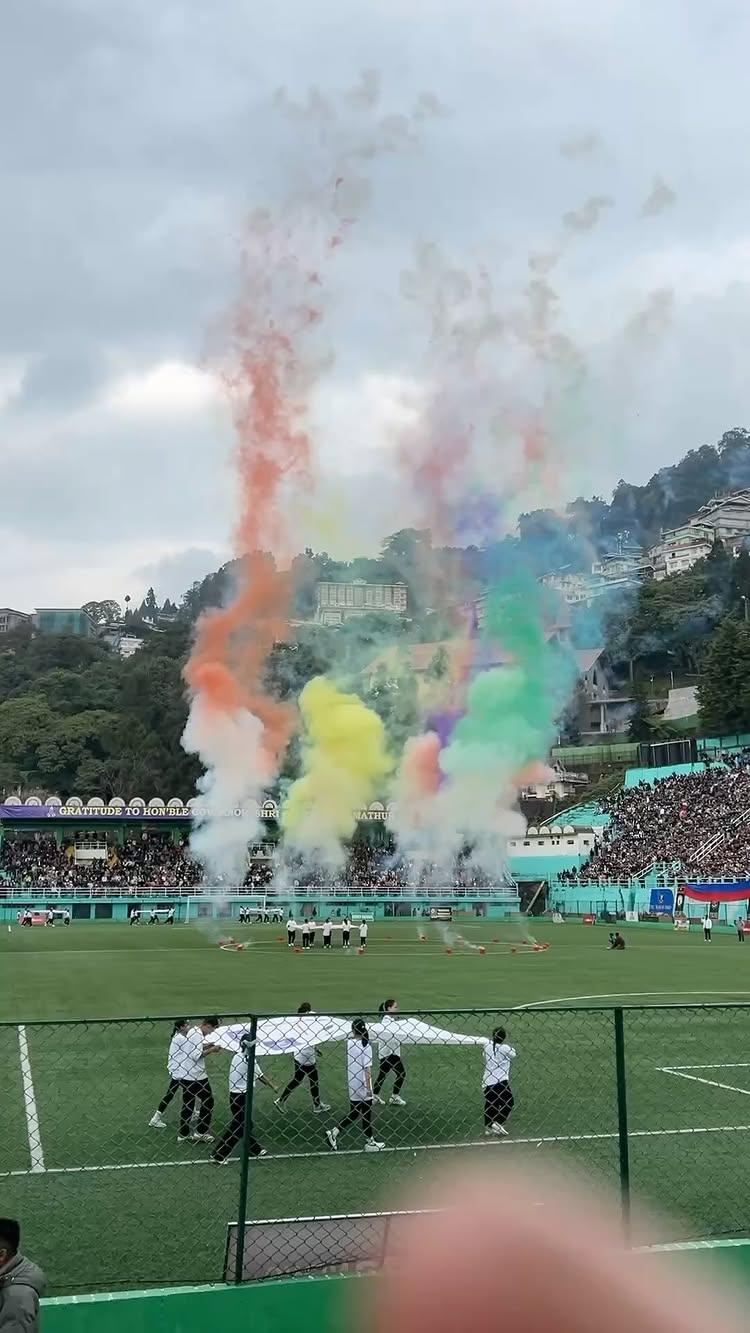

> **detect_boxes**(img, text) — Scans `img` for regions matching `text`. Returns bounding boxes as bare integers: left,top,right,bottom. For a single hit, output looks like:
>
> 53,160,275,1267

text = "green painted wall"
43,1276,350,1333
42,1245,750,1332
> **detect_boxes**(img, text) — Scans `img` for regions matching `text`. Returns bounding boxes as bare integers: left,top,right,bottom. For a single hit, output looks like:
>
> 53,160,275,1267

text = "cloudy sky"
3,0,750,610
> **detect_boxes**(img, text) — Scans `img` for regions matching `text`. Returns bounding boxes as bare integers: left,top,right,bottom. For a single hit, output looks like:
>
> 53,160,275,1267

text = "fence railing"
3,1003,750,1296
0,884,514,901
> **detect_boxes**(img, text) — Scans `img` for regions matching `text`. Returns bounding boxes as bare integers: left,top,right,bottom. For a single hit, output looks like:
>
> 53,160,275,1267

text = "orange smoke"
394,732,443,829
184,553,294,772
184,230,323,772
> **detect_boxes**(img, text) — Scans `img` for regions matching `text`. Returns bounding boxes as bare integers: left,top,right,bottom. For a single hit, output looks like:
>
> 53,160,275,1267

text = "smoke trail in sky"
183,77,437,883
391,197,603,877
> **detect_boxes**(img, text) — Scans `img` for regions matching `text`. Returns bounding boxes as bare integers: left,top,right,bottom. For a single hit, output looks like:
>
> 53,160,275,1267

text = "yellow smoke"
282,676,393,855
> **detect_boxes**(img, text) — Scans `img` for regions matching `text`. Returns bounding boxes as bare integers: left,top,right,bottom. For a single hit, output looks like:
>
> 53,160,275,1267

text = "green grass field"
4,916,750,1294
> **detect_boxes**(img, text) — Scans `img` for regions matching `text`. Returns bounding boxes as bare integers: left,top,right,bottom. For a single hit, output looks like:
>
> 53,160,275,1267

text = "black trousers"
335,1099,373,1139
342,931,350,947
323,934,332,948
158,1078,181,1114
483,1081,514,1127
280,1063,321,1105
288,930,295,945
704,928,712,940
373,1054,406,1097
212,1092,264,1162
739,929,745,941
179,1079,214,1137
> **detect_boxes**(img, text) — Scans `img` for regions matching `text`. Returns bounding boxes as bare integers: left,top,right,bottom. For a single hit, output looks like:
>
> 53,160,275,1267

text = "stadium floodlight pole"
613,1007,631,1244
234,1014,259,1284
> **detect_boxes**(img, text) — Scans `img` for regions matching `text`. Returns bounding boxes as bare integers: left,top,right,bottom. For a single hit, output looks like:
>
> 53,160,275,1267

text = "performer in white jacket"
373,998,407,1106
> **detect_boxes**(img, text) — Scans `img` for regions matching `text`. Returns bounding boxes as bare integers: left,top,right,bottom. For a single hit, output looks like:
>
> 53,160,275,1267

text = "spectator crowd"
561,755,750,885
0,831,496,894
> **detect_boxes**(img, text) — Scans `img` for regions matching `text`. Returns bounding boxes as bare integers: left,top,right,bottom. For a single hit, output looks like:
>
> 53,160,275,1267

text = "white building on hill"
649,522,714,581
691,489,750,542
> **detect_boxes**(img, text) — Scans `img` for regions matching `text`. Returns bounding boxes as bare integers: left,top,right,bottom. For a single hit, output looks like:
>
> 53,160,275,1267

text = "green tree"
425,645,449,679
697,617,750,733
730,548,750,616
628,685,653,741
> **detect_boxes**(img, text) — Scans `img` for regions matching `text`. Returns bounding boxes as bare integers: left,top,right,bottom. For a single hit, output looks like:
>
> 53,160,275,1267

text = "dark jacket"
0,1253,45,1331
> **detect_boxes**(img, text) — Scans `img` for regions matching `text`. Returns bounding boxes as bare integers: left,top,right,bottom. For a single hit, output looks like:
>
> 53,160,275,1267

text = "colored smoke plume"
281,676,393,861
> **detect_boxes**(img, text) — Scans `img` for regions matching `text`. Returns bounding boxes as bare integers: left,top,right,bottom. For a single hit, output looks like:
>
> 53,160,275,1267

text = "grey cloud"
641,176,677,218
3,0,750,608
132,547,226,603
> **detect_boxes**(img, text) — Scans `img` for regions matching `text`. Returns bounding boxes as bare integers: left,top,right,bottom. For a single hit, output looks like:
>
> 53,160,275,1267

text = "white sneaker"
313,1102,332,1113
149,1113,167,1129
177,1135,191,1143
389,1094,406,1106
191,1132,214,1143
372,1093,385,1105
326,1128,339,1151
491,1123,509,1136
484,1127,494,1136
274,1098,287,1113
365,1139,386,1152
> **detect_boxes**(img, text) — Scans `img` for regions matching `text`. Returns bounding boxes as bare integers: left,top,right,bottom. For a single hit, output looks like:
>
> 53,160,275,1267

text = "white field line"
5,1121,750,1180
658,1067,750,1096
17,1026,45,1173
662,1063,750,1070
515,989,750,1008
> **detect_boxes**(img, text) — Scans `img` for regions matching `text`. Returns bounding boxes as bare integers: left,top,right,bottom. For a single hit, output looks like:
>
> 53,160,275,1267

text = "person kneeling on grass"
607,931,626,950
211,1037,278,1164
326,1019,385,1153
481,1027,516,1137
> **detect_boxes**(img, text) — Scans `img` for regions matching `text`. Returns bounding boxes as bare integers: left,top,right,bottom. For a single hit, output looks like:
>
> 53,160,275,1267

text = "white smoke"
181,699,266,886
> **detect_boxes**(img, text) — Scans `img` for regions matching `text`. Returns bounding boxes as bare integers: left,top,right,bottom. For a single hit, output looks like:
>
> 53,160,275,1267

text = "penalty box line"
17,1025,45,1174
5,1121,750,1180
658,1063,750,1097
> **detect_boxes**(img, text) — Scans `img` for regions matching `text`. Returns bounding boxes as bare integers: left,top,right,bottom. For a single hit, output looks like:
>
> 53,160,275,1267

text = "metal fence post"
613,1007,631,1242
233,1014,258,1284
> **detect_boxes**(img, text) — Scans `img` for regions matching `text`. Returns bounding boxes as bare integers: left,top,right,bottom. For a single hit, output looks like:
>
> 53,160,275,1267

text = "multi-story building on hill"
690,489,750,542
315,580,408,625
648,522,715,581
0,608,31,634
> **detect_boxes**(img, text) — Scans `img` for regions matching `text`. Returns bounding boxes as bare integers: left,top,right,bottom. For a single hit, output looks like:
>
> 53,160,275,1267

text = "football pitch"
4,917,750,1294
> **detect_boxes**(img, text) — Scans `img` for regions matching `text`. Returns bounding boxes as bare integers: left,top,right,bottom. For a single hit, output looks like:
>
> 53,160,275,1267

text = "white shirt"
229,1052,265,1094
346,1039,373,1102
323,921,332,936
295,1041,317,1067
168,1028,207,1081
287,919,296,931
482,1040,516,1087
703,915,712,929
377,1015,401,1059
359,922,368,938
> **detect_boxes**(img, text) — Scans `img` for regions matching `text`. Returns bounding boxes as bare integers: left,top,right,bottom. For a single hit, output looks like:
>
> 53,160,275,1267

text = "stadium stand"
0,834,496,894
560,754,750,883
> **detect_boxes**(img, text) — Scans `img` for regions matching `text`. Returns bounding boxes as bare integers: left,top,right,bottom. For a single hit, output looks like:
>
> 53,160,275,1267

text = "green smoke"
440,573,576,784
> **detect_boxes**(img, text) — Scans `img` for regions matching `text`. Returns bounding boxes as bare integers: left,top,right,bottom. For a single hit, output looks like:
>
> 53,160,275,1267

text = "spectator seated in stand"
560,757,750,886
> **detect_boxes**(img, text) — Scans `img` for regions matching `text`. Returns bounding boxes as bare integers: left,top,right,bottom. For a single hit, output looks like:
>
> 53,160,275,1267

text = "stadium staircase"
692,806,750,869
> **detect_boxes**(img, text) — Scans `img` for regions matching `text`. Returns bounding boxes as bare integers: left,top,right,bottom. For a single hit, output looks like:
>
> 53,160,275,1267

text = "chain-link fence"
3,1004,750,1294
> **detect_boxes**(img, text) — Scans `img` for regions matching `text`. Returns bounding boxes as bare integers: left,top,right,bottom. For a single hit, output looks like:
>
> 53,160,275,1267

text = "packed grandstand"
2,756,750,892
